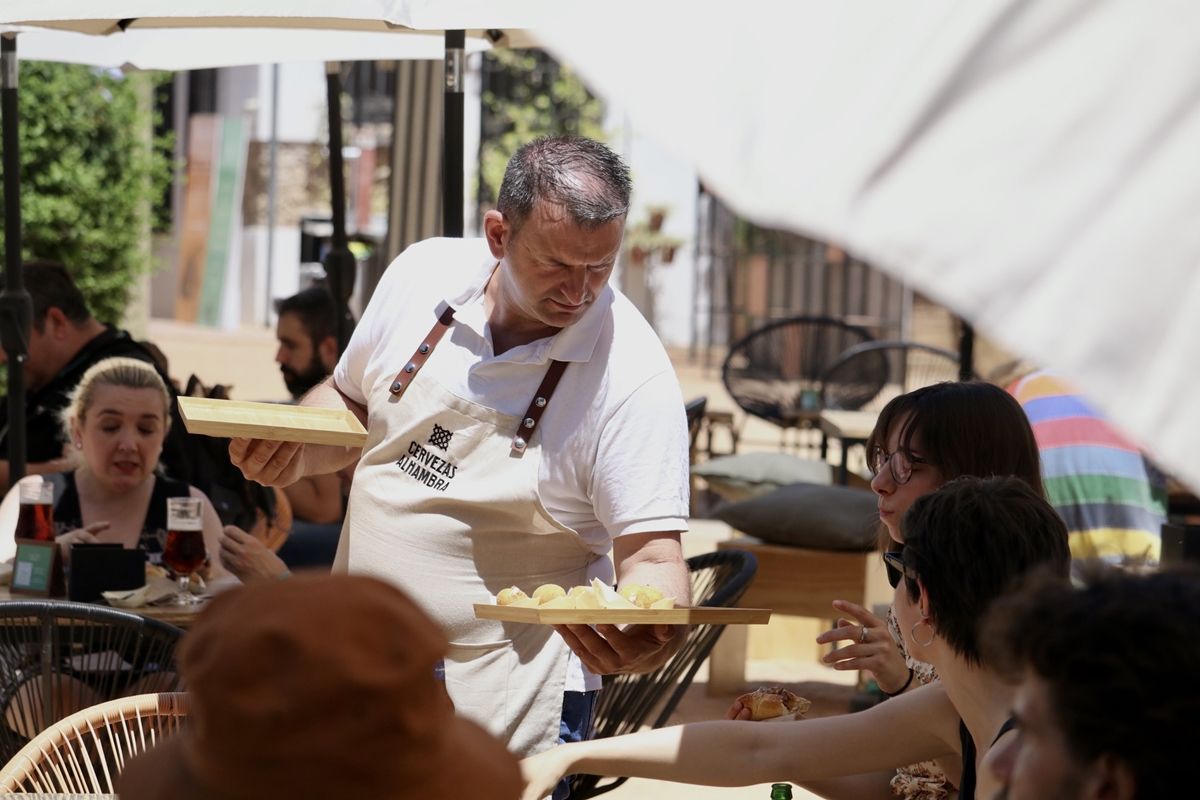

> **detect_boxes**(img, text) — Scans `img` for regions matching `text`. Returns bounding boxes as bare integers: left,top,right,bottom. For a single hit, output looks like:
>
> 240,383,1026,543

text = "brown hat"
117,574,524,800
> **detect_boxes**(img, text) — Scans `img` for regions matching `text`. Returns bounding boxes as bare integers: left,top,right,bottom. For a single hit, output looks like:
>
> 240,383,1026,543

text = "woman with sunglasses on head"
729,381,1044,800
521,476,1070,800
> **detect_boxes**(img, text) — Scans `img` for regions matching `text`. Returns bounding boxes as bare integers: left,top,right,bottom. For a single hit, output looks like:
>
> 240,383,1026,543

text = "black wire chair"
820,340,971,413
570,549,758,800
722,316,876,440
0,601,185,763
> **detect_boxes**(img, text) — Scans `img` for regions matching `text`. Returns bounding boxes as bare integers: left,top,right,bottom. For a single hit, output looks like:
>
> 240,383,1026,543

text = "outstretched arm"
522,683,960,800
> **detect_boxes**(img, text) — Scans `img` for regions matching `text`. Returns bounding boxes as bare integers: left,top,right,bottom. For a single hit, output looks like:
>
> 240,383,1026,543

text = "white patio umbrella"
8,24,489,70
534,0,1200,494
0,3,545,482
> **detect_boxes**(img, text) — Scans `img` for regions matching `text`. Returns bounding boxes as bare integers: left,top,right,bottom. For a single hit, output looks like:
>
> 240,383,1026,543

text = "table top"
818,409,878,441
0,586,206,629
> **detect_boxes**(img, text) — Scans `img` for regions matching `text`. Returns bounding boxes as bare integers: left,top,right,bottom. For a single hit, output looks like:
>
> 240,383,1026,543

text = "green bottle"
770,783,793,800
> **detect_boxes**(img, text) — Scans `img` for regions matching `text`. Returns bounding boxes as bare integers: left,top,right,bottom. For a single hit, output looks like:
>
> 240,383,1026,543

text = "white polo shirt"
334,237,690,690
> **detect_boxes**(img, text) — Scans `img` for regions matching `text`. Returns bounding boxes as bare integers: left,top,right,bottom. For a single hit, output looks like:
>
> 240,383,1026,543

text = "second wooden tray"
474,604,771,626
178,396,368,448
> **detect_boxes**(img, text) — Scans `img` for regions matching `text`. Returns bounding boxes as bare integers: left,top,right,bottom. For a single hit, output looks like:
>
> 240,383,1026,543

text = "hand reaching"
815,599,911,694
520,747,571,800
55,521,110,559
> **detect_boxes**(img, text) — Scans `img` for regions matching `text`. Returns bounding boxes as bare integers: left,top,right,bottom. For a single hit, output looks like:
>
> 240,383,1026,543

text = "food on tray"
620,583,665,608
492,578,676,610
737,686,812,721
532,584,567,604
497,586,530,606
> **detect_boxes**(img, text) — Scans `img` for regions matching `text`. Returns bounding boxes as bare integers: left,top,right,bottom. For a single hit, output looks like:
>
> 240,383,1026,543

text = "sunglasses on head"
882,548,918,589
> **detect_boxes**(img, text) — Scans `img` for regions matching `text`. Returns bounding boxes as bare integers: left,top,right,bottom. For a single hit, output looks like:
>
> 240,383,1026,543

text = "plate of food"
736,686,812,721
474,578,772,625
178,396,368,448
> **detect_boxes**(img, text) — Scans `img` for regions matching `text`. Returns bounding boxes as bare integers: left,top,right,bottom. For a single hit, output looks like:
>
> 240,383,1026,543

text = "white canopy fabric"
536,0,1200,493
3,24,488,70
0,1,546,47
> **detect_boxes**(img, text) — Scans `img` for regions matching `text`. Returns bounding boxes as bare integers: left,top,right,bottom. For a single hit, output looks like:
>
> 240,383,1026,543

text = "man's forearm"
294,377,365,477
614,532,691,606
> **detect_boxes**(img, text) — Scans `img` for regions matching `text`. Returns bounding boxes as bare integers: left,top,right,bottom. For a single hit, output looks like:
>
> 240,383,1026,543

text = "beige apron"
336,304,599,755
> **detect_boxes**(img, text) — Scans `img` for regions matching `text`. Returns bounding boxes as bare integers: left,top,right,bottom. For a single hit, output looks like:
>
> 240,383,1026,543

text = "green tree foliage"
478,49,606,215
0,62,172,324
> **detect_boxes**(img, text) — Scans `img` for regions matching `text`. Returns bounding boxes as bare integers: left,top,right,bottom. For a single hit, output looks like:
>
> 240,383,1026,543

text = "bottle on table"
770,784,794,800
15,481,55,542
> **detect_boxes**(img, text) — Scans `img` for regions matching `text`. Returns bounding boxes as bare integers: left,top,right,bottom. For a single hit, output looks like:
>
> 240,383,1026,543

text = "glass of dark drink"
164,497,206,605
15,481,55,542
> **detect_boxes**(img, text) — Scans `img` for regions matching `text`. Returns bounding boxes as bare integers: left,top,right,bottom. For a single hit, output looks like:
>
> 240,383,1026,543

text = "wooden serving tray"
178,396,368,448
474,604,771,626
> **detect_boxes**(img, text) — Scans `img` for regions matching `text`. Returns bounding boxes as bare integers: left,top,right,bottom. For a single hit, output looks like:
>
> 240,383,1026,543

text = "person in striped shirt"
1007,368,1166,564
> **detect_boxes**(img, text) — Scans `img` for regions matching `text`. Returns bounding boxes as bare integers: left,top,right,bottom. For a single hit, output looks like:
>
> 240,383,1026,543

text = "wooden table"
818,409,878,484
0,586,207,629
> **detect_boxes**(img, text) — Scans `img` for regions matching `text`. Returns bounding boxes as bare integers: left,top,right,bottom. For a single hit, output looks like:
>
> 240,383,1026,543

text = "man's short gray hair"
496,136,631,235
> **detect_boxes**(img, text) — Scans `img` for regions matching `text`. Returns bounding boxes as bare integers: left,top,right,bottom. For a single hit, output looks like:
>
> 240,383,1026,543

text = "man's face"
487,200,624,335
275,312,328,398
989,673,1091,800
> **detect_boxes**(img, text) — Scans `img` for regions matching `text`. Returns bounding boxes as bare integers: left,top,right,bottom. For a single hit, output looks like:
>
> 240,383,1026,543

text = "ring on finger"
859,626,869,644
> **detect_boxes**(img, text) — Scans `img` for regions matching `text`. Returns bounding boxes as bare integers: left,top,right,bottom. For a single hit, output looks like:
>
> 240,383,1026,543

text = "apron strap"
511,360,569,456
389,307,456,399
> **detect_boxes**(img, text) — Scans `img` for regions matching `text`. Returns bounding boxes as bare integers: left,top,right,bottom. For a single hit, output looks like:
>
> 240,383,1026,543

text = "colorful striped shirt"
1011,371,1166,563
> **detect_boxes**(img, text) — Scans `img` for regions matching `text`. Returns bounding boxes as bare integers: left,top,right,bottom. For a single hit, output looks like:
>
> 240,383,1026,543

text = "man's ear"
317,335,338,372
483,209,509,260
1083,753,1137,800
43,307,70,338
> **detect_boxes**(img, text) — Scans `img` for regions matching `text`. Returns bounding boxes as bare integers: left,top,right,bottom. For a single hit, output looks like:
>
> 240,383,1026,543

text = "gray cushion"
712,482,880,551
692,452,832,502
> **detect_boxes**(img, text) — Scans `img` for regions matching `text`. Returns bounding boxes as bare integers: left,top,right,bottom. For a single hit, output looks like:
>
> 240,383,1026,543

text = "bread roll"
736,686,812,721
532,584,567,604
496,586,529,606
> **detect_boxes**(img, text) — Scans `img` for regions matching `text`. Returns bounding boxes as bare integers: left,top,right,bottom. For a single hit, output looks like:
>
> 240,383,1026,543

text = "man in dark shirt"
0,261,179,487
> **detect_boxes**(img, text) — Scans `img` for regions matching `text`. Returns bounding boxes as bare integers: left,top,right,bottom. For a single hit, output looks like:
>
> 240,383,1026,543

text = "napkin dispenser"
68,544,145,603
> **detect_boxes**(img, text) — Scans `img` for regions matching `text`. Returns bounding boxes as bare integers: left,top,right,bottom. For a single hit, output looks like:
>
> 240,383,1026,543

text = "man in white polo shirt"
230,137,690,777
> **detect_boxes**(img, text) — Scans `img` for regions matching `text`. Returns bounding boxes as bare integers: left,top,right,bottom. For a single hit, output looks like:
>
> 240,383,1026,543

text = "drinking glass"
15,482,55,542
163,497,206,605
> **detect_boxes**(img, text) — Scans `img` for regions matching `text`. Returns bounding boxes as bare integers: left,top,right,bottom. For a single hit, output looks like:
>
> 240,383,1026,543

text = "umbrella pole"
0,34,31,487
958,319,975,381
443,30,465,238
323,61,356,355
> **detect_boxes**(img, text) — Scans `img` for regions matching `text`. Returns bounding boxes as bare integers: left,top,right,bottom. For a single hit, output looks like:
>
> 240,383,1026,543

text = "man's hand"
553,622,685,675
218,525,289,582
229,438,306,487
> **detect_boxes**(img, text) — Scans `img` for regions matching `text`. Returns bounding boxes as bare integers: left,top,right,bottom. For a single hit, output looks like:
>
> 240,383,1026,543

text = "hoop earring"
910,618,936,648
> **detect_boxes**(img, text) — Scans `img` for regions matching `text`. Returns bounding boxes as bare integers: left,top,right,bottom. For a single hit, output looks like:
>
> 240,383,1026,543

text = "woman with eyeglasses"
817,381,1044,697
729,381,1044,800
520,476,1070,800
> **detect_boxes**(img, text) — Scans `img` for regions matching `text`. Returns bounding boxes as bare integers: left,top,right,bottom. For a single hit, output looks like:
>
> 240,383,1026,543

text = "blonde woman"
2,356,229,582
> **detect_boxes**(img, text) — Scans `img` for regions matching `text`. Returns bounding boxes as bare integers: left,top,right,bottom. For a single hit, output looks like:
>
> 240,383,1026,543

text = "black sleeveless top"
50,471,192,564
958,716,1018,800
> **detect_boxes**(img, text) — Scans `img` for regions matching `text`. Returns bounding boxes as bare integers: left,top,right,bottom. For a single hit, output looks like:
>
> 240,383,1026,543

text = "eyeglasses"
882,549,918,589
869,447,928,485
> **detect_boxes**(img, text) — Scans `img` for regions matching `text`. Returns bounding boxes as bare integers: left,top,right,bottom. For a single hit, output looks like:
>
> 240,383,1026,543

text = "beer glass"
15,482,55,542
164,497,206,605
